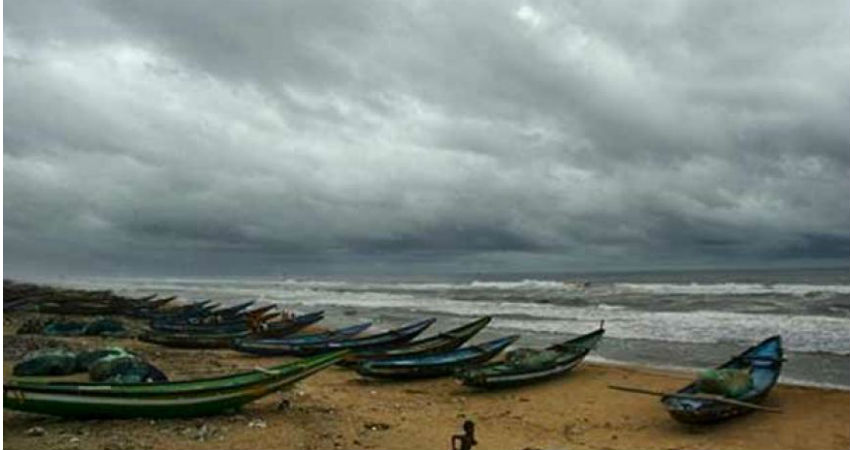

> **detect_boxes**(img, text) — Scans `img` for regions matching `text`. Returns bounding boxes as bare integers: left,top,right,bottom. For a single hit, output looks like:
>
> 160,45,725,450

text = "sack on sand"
13,348,78,376
696,368,752,398
89,355,168,383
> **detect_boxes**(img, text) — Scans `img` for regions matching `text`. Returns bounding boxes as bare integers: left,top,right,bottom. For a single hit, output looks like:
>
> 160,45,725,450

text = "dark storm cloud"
4,0,849,277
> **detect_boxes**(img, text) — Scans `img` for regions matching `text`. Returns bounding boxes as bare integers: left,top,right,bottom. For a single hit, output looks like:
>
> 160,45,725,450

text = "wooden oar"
607,385,782,413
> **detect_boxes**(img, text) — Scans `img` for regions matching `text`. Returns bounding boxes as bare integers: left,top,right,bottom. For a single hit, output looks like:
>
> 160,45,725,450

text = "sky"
3,0,849,278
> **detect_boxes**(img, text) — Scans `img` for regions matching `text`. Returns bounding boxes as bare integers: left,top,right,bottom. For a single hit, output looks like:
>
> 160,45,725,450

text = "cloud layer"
4,0,849,276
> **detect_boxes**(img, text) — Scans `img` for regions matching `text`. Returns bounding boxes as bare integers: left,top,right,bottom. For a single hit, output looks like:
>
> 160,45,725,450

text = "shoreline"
4,324,849,450
583,355,850,392
20,274,850,389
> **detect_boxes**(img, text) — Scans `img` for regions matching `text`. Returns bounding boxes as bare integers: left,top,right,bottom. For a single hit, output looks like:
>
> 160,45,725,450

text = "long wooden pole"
607,385,782,413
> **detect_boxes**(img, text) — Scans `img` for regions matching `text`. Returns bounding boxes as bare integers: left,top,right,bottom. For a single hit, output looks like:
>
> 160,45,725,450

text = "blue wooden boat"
457,324,604,388
355,335,520,379
232,318,435,356
662,335,783,423
233,322,372,352
341,317,491,366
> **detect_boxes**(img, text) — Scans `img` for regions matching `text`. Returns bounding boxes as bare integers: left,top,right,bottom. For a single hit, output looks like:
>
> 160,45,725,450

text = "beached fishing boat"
144,300,218,321
355,335,519,379
661,335,783,424
456,324,604,388
30,293,161,315
234,322,372,353
204,300,257,317
340,316,492,366
149,314,276,335
232,318,436,356
172,302,272,324
149,305,278,333
125,296,179,318
3,351,346,418
139,311,325,349
3,282,177,316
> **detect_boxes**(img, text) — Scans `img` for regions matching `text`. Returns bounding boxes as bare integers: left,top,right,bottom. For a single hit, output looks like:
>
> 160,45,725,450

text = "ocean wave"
58,276,850,297
266,290,850,355
612,282,850,296
54,276,850,355
596,303,625,311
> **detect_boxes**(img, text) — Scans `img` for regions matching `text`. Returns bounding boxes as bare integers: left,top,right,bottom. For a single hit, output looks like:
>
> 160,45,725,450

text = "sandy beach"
3,311,848,450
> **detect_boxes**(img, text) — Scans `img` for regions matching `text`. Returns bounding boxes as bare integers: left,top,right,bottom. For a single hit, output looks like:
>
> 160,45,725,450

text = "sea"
45,267,850,389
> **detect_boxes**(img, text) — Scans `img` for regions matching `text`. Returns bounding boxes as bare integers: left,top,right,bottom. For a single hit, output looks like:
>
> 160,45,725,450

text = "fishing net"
89,355,168,383
82,318,127,336
42,321,88,336
75,347,132,371
505,348,560,370
13,348,78,376
696,368,753,398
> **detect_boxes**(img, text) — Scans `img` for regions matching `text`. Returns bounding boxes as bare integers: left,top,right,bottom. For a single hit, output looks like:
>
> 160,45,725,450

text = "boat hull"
341,316,491,366
4,351,345,418
356,335,519,379
233,318,435,357
458,327,604,388
662,336,783,424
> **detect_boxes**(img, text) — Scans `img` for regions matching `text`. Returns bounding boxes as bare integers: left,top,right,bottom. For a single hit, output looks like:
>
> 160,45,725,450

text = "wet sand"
3,320,849,450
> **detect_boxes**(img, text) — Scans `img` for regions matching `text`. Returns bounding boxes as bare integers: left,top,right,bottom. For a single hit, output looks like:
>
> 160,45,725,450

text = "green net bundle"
696,368,753,398
13,348,78,376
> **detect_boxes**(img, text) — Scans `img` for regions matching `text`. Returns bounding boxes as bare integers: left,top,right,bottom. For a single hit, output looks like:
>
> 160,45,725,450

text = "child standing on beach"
451,420,477,450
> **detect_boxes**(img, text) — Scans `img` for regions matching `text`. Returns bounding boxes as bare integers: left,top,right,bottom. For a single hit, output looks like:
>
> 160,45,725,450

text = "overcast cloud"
4,0,849,277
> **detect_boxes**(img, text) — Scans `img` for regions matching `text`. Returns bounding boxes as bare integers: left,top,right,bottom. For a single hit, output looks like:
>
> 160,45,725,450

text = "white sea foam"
54,276,850,355
58,276,850,296
596,303,625,311
254,290,850,355
612,282,850,296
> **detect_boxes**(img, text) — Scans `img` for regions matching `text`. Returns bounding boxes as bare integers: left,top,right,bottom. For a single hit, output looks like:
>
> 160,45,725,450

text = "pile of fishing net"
18,317,128,337
695,368,753,398
13,347,167,383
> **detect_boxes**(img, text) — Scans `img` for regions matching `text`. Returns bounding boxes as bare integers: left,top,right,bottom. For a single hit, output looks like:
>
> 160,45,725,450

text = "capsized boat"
456,323,604,388
356,335,519,379
3,351,346,418
662,335,783,424
232,318,436,356
340,316,491,366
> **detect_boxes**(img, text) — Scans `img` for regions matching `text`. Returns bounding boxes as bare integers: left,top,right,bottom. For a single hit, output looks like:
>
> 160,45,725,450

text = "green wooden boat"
456,323,604,388
3,351,346,418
